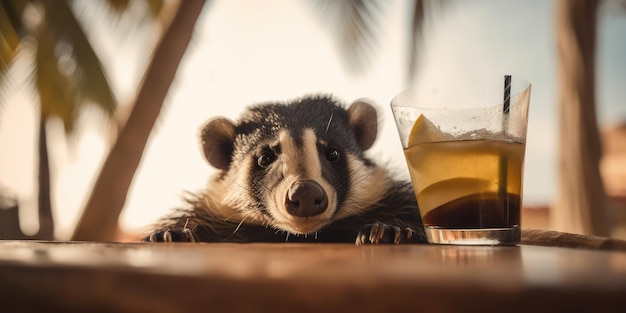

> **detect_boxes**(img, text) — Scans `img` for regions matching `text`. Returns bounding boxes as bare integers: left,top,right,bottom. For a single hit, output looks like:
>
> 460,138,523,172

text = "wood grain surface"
1,240,625,312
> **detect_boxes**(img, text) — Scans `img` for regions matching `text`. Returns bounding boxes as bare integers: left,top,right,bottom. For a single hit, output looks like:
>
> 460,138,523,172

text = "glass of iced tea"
391,75,531,245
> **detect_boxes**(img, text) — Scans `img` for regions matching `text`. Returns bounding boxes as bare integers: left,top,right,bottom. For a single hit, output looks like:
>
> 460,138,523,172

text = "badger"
144,95,427,245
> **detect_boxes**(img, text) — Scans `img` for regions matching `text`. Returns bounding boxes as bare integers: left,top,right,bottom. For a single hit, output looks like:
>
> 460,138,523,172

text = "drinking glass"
391,75,531,245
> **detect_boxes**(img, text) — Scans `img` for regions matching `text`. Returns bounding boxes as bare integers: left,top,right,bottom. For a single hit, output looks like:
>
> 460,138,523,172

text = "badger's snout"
285,180,328,217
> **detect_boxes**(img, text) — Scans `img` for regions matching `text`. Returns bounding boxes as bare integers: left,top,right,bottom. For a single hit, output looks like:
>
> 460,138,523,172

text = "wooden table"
1,240,625,312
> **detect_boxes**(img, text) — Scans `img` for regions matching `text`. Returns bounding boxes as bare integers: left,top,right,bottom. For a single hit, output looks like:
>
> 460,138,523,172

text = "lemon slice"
407,114,451,147
417,177,492,213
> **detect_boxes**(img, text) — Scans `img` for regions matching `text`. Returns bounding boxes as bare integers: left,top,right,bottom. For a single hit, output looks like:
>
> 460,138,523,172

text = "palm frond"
105,0,130,12
309,0,445,82
0,0,25,109
145,0,166,19
35,24,78,130
0,3,20,68
408,0,426,82
38,0,117,130
1,0,166,129
408,0,445,82
104,0,163,20
71,0,165,45
309,0,388,75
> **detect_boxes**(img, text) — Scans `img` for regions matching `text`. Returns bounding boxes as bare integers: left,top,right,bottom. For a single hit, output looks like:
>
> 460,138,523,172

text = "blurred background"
0,0,624,241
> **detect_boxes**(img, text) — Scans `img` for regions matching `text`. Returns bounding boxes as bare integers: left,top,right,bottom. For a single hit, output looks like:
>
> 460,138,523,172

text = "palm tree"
0,0,117,239
552,0,611,236
0,0,168,240
1,0,205,241
72,0,208,241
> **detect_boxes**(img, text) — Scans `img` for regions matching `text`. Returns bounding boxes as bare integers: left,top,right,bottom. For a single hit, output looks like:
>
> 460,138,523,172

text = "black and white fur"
145,95,426,245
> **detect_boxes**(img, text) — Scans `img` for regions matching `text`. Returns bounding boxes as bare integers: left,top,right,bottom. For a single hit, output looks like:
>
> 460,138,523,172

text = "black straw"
498,75,511,224
503,75,511,114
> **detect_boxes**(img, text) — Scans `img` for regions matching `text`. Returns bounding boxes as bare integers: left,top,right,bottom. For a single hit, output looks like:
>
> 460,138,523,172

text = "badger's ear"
200,117,236,170
347,100,378,151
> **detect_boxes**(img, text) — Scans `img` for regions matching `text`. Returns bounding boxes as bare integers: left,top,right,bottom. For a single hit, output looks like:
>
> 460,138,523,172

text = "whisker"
332,157,390,212
232,216,248,235
325,112,334,133
224,172,253,194
347,159,368,181
333,158,374,191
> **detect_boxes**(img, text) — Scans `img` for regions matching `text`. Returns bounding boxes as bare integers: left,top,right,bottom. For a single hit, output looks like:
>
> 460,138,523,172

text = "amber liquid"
422,192,520,228
404,139,525,229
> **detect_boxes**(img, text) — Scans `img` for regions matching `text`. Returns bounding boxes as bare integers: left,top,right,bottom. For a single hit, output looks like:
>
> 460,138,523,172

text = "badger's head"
200,96,391,235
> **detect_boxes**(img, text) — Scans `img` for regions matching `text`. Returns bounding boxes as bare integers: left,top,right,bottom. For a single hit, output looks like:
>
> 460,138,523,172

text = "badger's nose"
285,180,328,217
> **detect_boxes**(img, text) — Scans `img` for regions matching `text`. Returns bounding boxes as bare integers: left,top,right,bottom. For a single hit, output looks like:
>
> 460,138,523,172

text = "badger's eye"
325,147,341,163
257,150,276,168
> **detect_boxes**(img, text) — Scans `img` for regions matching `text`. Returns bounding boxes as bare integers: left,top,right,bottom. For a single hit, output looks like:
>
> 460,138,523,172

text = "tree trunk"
37,118,55,239
72,0,207,241
553,0,610,236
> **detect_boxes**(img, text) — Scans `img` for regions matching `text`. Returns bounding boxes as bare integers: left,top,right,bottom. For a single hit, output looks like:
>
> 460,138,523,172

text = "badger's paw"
355,223,416,245
143,228,196,243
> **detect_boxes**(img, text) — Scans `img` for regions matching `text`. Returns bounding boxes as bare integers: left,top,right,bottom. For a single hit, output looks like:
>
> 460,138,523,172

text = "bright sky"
0,0,625,239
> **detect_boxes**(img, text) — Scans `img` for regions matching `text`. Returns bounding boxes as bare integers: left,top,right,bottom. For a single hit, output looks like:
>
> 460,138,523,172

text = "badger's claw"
355,223,415,245
144,228,196,243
